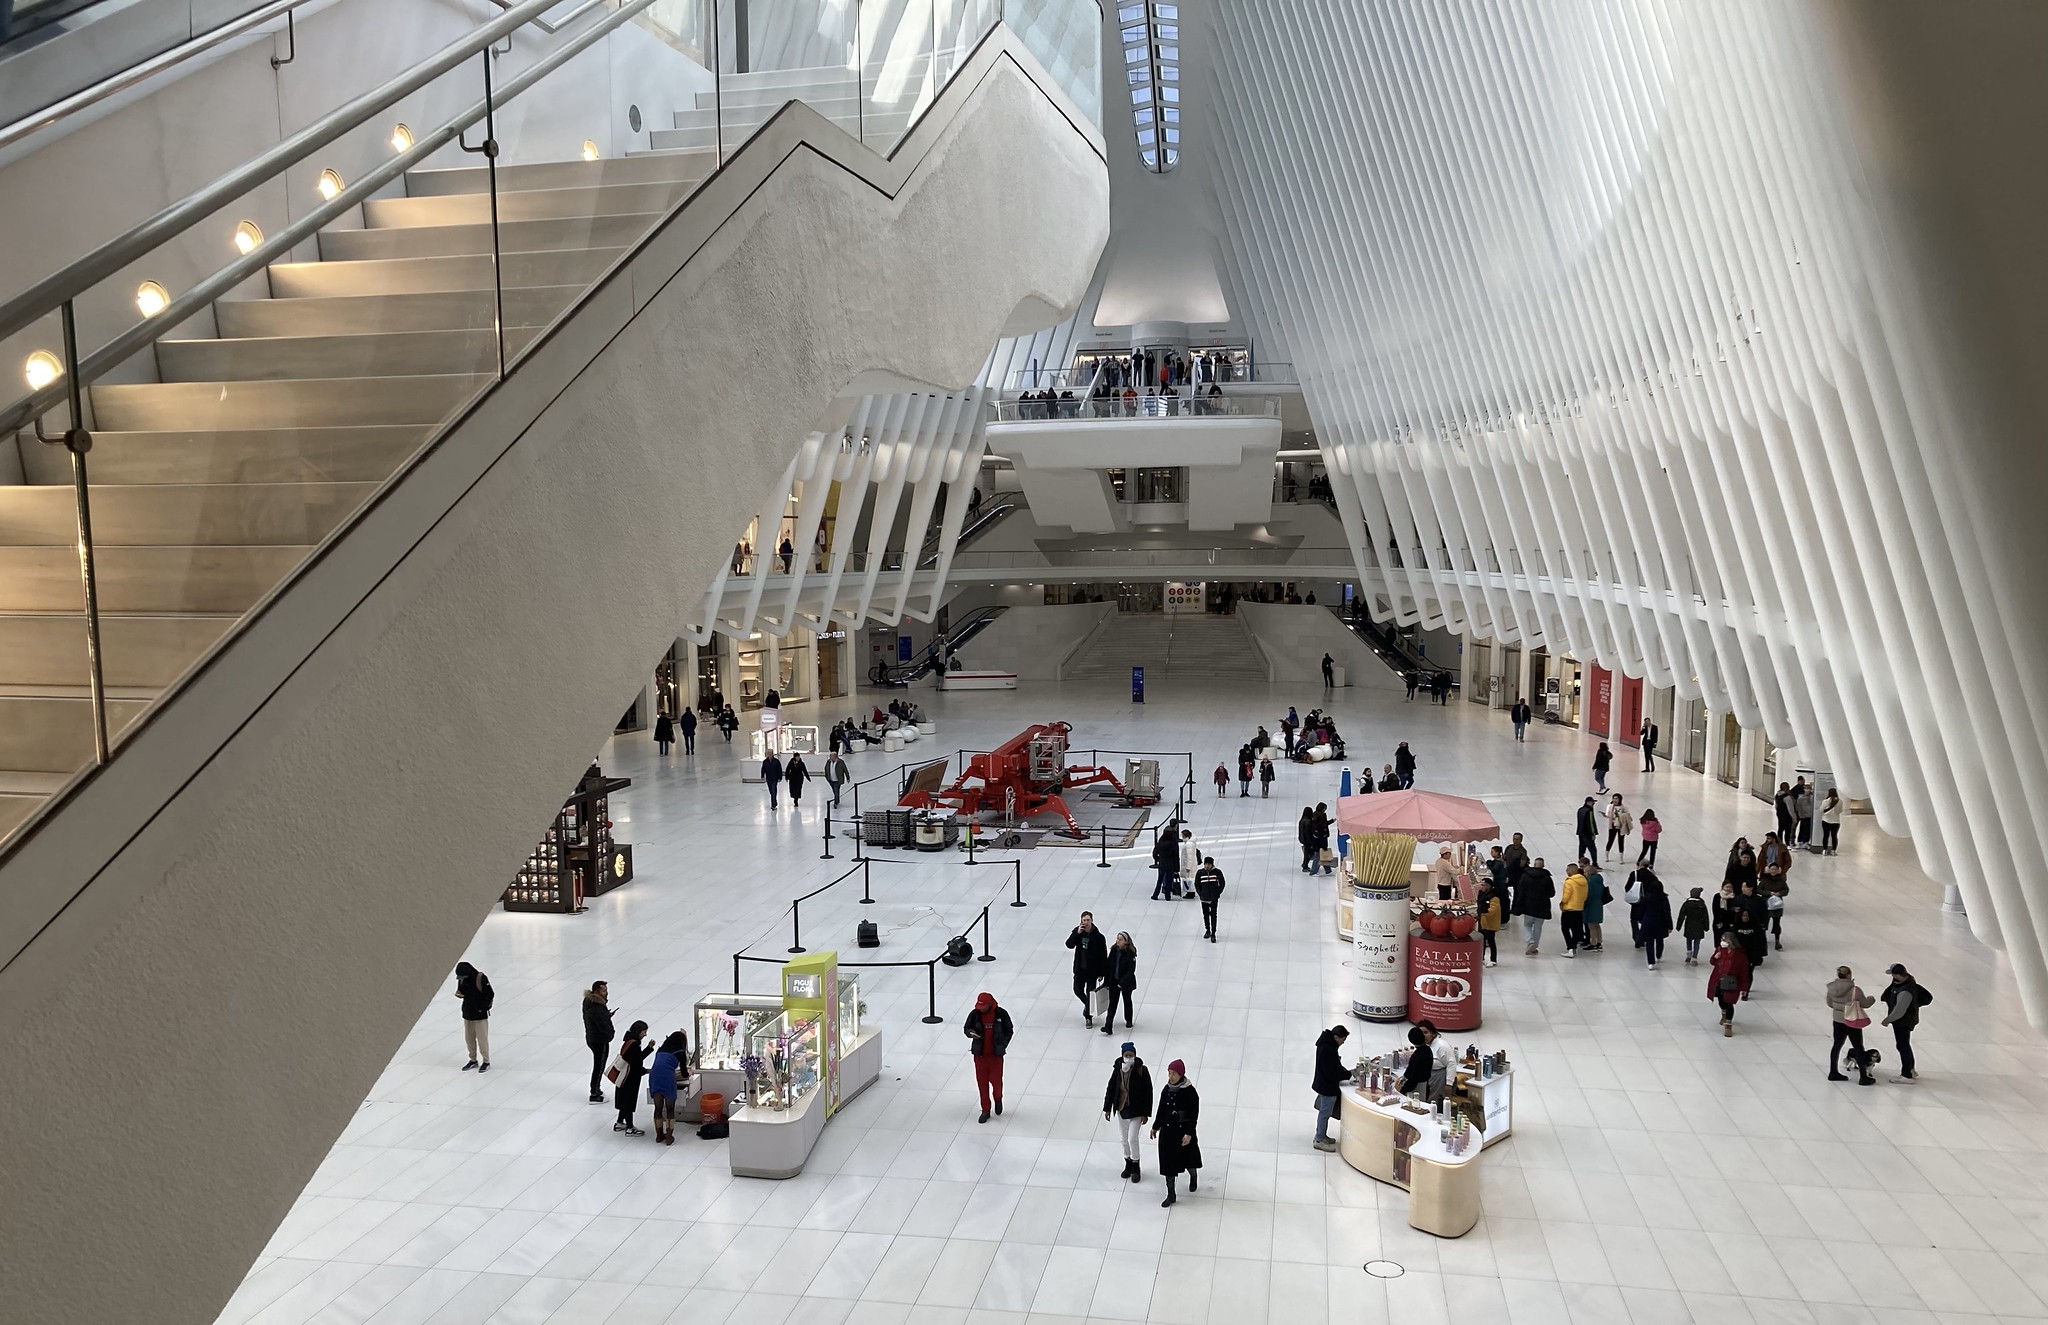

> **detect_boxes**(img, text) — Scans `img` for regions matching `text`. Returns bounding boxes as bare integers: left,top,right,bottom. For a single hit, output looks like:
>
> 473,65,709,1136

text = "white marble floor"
217,675,2048,1325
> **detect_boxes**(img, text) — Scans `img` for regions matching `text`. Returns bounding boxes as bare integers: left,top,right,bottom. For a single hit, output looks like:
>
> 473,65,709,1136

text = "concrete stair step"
0,773,68,838
318,212,662,262
0,545,307,613
0,690,154,774
155,328,535,382
215,286,576,338
20,427,430,485
267,248,623,299
0,482,376,546
402,149,714,197
90,375,487,430
0,613,232,687
363,179,693,228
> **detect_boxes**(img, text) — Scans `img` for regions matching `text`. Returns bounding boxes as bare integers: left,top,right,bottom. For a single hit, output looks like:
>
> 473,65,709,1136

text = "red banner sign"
1407,936,1483,1030
1587,666,1613,736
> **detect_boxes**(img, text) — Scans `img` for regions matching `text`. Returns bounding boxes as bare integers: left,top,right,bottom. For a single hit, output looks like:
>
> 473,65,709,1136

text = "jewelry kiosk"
717,951,883,1178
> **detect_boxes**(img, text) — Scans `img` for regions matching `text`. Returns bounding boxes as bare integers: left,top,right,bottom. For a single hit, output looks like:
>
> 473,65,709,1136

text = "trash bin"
701,1092,726,1123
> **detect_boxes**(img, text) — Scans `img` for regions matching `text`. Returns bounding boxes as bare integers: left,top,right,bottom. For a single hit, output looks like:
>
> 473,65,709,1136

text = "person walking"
454,961,493,1072
1194,857,1226,942
583,981,614,1103
1213,761,1230,798
1393,743,1417,789
1153,1061,1201,1207
823,750,849,808
653,712,676,757
1637,808,1662,865
1238,748,1255,797
1322,653,1335,688
1708,936,1751,1035
1575,796,1600,864
1297,807,1318,874
1592,742,1613,793
1258,757,1276,798
784,752,810,812
1758,834,1791,951
1640,718,1659,771
648,1030,688,1145
718,705,738,743
1477,877,1505,968
612,1020,653,1136
1404,670,1420,701
1515,857,1555,954
1312,803,1334,874
1503,832,1530,903
1676,886,1711,964
963,991,1013,1122
1103,1042,1154,1182
1825,967,1878,1085
1511,697,1532,742
761,751,785,810
1819,788,1844,855
1880,964,1931,1081
679,706,697,755
1559,864,1588,958
1312,1024,1350,1150
1066,912,1109,1027
1150,829,1179,901
1793,778,1816,849
1734,880,1768,970
1605,795,1633,859
1636,872,1673,969
1104,932,1139,1032
778,536,794,573
1177,828,1200,899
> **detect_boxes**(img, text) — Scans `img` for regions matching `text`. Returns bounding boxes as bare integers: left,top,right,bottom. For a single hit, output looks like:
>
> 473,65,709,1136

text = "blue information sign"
1131,666,1145,704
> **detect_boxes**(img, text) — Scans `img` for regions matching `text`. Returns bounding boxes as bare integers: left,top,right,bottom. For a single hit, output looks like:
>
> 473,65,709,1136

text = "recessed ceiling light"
581,139,600,161
24,351,62,390
316,168,345,201
233,220,264,255
390,123,413,152
135,281,169,318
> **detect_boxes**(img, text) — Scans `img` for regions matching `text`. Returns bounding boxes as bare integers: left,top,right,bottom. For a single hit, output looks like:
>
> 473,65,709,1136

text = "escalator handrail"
872,605,1007,683
0,0,625,435
917,499,1017,569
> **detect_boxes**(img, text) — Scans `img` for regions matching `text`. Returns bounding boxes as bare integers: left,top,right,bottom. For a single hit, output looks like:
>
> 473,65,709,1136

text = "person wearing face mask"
1708,935,1751,1035
1152,1060,1201,1207
1103,1042,1154,1182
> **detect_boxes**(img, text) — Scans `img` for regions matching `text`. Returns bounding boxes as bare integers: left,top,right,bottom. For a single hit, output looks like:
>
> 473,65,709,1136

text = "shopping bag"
1089,984,1116,1018
606,1053,627,1084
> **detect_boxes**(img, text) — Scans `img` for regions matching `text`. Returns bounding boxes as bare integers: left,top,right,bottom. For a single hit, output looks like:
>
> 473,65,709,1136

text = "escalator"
1330,603,1441,683
869,603,1008,685
917,494,1019,569
0,8,1107,1324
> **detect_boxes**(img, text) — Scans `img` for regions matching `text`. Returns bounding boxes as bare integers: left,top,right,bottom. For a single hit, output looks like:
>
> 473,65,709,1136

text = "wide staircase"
0,148,714,836
1065,610,1267,682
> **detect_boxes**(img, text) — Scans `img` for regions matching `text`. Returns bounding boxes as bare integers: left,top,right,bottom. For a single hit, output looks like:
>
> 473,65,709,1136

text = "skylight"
1120,1,1181,171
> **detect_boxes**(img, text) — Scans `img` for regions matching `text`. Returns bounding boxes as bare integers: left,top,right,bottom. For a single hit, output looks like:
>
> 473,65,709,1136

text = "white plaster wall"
0,42,1106,1325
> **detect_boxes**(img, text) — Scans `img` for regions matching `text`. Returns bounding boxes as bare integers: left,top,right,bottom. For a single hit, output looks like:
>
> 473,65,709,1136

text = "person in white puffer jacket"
1177,828,1200,900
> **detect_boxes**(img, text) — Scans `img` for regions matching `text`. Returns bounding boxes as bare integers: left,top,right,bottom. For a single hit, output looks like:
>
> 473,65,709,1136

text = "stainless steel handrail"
0,0,606,376
0,0,319,155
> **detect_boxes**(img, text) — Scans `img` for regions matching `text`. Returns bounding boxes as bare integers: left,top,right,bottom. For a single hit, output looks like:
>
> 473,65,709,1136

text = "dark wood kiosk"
504,764,633,913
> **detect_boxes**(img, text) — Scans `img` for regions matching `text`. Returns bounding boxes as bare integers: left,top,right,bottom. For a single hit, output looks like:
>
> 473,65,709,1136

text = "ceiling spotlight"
581,139,600,162
24,351,62,391
390,123,414,153
316,168,345,201
233,220,264,255
135,281,169,318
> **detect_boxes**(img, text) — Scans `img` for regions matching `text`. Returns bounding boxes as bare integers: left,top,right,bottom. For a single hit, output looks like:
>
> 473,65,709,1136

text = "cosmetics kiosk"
1337,1046,1515,1237
702,952,883,1178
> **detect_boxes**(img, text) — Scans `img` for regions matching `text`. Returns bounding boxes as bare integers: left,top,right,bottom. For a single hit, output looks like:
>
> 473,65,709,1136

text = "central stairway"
1064,611,1268,682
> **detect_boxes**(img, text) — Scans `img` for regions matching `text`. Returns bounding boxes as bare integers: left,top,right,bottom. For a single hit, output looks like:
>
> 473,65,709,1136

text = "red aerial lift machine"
898,721,1138,837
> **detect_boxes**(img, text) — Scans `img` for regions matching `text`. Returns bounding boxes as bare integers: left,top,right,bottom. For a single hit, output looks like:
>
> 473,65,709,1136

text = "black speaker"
856,920,880,948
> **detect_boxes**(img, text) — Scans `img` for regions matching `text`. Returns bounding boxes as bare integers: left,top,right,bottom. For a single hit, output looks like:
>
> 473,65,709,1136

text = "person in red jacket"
963,992,1014,1123
1707,935,1752,1036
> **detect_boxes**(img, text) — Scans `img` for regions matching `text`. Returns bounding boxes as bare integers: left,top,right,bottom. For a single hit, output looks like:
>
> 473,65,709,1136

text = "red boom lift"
899,721,1134,837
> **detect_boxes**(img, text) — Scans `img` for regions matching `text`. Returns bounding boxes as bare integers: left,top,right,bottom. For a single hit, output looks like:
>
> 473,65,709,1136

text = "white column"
1943,884,1967,914
767,633,781,701
1513,645,1533,708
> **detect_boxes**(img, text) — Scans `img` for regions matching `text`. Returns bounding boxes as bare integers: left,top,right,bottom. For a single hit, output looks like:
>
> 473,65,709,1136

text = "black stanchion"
964,822,979,866
821,812,835,860
977,906,996,962
788,902,806,954
1097,823,1111,868
922,963,944,1024
860,860,874,904
732,954,741,991
1009,860,1027,908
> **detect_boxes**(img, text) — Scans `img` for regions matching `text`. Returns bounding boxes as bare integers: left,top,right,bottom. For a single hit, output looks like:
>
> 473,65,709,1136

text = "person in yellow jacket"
1559,863,1590,958
1476,881,1506,968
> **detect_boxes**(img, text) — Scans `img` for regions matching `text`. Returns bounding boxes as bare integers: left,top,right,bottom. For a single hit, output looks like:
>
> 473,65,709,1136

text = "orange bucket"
700,1091,725,1123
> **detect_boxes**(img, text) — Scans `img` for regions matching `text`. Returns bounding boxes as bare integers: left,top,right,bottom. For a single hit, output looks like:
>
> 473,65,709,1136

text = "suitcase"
857,920,880,948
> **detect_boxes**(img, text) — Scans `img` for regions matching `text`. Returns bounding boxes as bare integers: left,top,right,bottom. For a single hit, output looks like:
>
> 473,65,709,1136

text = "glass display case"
693,995,784,1073
744,1012,823,1111
836,977,863,1057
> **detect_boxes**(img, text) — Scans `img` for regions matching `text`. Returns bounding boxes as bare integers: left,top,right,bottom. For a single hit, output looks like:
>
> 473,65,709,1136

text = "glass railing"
993,394,1280,421
1003,0,1100,126
943,545,1358,570
0,0,1094,848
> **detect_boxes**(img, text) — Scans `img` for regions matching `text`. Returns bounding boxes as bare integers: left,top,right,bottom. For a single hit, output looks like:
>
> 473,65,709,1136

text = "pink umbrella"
1335,789,1498,841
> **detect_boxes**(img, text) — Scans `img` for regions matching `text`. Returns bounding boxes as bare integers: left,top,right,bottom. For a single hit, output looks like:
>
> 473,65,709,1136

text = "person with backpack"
1880,964,1931,1081
1708,936,1751,1035
1825,967,1878,1085
963,992,1014,1122
1675,887,1711,964
453,962,493,1073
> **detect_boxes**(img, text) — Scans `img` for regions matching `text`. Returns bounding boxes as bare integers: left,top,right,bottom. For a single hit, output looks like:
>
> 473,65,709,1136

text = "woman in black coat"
1152,1060,1201,1207
1311,802,1333,875
1104,933,1138,1034
613,1020,653,1137
1297,808,1318,873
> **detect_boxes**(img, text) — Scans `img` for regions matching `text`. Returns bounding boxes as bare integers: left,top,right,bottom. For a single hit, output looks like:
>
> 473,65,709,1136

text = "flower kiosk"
703,951,883,1178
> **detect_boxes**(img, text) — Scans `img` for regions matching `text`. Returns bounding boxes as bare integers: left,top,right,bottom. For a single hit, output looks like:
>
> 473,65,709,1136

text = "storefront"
738,636,812,709
1467,641,1493,705
696,639,728,710
817,631,847,700
1754,737,1780,802
1533,650,1582,727
1718,712,1743,787
1679,697,1708,772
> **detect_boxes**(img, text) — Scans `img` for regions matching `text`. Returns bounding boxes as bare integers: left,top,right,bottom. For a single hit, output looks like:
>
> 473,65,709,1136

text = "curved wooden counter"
1336,1086,1482,1237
